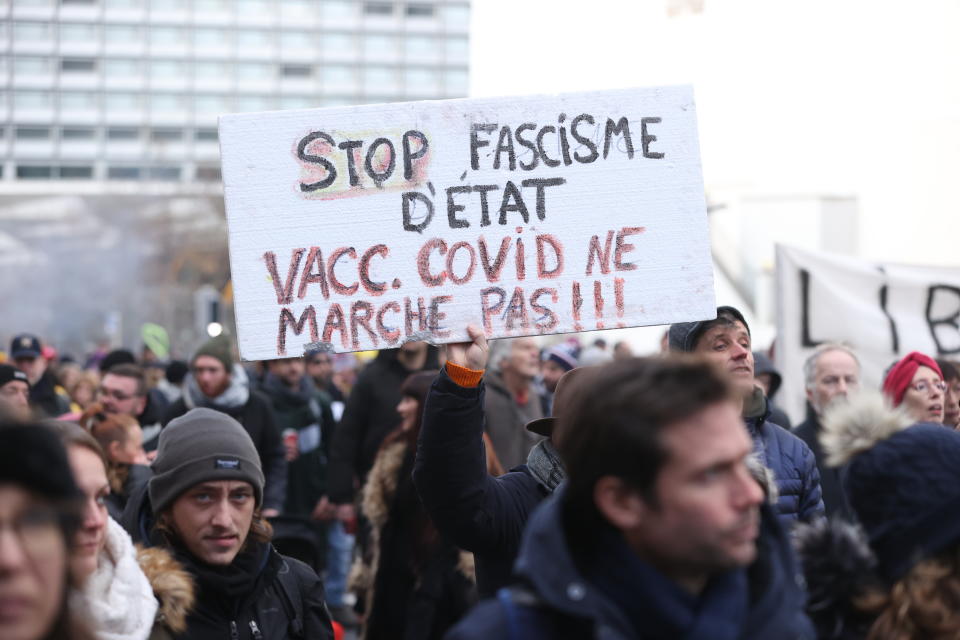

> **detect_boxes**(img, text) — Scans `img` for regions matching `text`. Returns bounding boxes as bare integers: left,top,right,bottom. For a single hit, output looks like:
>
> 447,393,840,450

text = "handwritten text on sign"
219,87,715,360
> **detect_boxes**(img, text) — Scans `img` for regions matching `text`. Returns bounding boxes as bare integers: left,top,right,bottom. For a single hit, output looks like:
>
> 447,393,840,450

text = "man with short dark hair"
163,335,287,517
447,358,815,638
0,364,31,421
122,408,334,639
99,363,165,451
669,306,824,524
9,333,70,418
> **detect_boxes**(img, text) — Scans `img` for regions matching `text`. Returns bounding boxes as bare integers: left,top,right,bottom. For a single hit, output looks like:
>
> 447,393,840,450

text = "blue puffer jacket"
743,388,824,525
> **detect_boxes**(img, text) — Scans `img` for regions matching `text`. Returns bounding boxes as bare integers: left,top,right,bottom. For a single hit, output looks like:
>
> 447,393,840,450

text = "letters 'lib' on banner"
219,86,716,360
776,244,960,422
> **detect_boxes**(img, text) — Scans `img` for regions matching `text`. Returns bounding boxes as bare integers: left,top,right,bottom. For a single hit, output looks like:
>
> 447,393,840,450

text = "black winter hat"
149,408,264,515
821,393,960,583
0,424,80,501
100,348,137,373
668,306,749,353
0,364,29,389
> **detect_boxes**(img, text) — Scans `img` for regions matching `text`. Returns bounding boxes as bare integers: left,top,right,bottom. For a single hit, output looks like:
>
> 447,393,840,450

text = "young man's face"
540,360,566,393
626,401,764,578
98,373,146,417
193,356,231,399
693,322,755,399
13,356,45,386
169,480,255,566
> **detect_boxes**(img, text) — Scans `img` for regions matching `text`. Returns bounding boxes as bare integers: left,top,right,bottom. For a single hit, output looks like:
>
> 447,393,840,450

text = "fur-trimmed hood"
136,546,195,636
820,392,913,467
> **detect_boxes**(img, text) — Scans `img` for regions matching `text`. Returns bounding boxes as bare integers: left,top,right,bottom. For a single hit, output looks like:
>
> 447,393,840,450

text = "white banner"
776,244,960,422
219,86,715,360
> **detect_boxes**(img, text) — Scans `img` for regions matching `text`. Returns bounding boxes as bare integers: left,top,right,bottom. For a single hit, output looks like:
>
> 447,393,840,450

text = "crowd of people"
2,305,960,639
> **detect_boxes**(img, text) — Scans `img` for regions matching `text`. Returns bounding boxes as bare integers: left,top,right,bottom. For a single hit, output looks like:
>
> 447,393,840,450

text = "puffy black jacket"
122,484,334,640
446,488,816,640
792,417,853,520
744,390,824,525
413,370,550,597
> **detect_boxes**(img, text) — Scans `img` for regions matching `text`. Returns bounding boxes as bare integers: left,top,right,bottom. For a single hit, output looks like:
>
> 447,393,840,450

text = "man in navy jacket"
669,306,824,524
447,357,815,640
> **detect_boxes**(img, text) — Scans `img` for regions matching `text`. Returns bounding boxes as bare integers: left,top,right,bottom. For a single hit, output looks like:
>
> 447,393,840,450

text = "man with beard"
261,356,335,517
793,343,861,518
670,307,824,525
0,364,31,421
447,357,815,639
9,333,70,418
162,335,287,517
99,364,166,452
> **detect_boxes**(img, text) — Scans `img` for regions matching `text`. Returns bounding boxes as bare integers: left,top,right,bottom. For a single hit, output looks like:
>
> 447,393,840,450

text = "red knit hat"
882,352,943,407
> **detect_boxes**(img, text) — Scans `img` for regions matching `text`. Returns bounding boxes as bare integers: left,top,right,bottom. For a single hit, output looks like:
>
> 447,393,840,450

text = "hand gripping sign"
219,86,716,360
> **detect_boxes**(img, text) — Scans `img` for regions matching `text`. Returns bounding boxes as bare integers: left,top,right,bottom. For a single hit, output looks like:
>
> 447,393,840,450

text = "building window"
103,59,141,76
150,128,183,141
104,93,142,110
15,127,51,140
149,166,182,181
60,166,94,179
14,23,53,42
194,94,231,113
14,92,54,109
321,65,354,86
105,25,143,42
16,166,54,180
60,92,99,110
363,34,396,57
196,166,222,181
442,4,469,28
150,94,186,111
107,166,142,179
194,61,229,78
281,64,312,78
195,128,218,142
324,0,355,18
194,28,230,47
237,30,272,48
107,127,139,140
364,2,393,15
151,27,186,45
406,3,434,17
279,95,312,109
105,0,145,7
61,58,97,73
363,67,395,88
404,35,436,58
322,33,354,56
445,36,469,59
62,127,97,140
235,95,272,112
149,60,186,78
60,23,100,42
13,57,51,75
61,0,98,5
236,62,272,80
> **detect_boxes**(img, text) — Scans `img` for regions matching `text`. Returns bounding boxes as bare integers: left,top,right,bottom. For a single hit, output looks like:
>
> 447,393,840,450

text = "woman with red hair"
882,351,946,423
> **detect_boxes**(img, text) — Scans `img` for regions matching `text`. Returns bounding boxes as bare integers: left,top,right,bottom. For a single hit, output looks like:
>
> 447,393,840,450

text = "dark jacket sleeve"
796,436,826,522
413,370,545,557
252,393,288,513
326,374,373,504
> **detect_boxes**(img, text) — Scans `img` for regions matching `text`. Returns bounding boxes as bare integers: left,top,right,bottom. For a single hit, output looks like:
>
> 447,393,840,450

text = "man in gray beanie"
668,306,824,526
122,408,334,639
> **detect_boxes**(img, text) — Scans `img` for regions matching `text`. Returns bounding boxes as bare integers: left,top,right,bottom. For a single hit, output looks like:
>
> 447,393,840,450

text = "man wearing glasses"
99,363,164,453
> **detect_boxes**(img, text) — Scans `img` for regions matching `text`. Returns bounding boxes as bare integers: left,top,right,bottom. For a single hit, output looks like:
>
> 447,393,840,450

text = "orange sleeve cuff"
446,361,485,388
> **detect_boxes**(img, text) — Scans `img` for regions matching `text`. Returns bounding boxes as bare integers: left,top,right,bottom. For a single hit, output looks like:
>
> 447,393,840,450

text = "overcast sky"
470,0,960,267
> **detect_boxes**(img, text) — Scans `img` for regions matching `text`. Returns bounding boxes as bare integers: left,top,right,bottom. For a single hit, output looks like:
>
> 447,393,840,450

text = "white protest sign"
776,244,960,422
219,86,715,360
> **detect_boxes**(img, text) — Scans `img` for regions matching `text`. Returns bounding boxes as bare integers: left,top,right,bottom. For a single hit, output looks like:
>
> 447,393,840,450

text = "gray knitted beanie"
148,407,264,514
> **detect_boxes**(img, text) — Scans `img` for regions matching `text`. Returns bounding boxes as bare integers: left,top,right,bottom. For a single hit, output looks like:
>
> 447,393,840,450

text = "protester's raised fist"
446,324,489,371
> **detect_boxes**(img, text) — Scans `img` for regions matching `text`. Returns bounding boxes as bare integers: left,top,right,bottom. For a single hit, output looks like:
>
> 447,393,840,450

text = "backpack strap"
275,558,306,638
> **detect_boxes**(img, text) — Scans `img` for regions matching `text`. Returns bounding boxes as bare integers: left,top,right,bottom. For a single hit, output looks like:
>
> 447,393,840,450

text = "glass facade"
1,0,470,184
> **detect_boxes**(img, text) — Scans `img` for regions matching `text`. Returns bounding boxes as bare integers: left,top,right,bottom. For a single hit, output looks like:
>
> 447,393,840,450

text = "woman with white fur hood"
50,421,194,640
795,391,960,639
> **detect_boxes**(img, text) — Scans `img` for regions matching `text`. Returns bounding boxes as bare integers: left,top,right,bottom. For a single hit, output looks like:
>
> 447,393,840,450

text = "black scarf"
177,539,273,602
